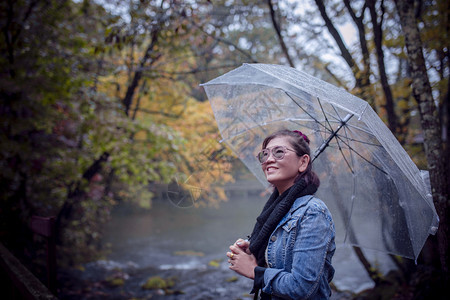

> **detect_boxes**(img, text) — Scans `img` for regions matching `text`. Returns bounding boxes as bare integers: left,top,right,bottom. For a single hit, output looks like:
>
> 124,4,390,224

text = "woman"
226,129,336,299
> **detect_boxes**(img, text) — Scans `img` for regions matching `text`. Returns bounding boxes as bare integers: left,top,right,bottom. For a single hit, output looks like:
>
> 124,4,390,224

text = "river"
59,192,396,299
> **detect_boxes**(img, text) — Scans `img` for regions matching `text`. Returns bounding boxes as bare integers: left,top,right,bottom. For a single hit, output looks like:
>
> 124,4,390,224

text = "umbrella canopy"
201,63,439,260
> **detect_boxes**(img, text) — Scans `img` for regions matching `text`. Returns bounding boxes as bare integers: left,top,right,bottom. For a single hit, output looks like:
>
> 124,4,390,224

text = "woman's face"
262,136,310,194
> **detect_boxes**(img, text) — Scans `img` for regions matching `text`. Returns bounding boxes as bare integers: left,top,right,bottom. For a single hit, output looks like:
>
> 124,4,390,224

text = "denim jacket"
258,195,336,299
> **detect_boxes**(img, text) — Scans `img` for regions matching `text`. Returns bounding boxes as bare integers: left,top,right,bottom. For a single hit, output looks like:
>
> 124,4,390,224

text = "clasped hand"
226,238,257,279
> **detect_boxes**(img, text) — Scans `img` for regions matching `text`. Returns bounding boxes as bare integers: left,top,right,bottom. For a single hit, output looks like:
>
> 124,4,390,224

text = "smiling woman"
226,129,336,300
260,138,310,194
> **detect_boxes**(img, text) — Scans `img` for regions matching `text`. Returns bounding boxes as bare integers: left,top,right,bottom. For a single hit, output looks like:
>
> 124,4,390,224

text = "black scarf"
249,178,318,267
249,179,317,300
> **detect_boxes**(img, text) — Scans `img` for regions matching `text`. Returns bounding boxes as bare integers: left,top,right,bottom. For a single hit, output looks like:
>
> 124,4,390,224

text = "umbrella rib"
342,137,383,148
330,103,347,123
319,99,354,173
317,97,335,135
333,132,355,174
284,92,331,134
288,119,329,135
335,118,383,148
336,135,388,175
220,118,319,143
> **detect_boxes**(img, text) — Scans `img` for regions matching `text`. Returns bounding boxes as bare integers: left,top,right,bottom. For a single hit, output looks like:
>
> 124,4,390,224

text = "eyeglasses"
257,146,296,164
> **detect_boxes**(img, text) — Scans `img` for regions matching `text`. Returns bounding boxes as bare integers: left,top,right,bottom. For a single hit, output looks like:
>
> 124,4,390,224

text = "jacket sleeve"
261,206,334,299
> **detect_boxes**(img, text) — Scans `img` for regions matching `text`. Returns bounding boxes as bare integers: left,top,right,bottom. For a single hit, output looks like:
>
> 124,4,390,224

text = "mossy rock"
106,277,125,287
226,276,238,282
173,250,204,256
74,265,85,271
208,259,223,267
142,276,175,290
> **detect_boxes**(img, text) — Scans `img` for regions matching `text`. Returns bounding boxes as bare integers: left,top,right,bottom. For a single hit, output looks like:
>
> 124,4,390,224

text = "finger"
230,245,244,254
236,239,249,249
235,238,245,245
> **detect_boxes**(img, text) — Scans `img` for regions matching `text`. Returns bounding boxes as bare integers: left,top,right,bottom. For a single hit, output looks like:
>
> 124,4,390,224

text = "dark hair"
262,129,320,188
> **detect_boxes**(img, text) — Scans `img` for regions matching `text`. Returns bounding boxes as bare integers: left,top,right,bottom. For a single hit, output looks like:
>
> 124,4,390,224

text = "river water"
60,192,396,299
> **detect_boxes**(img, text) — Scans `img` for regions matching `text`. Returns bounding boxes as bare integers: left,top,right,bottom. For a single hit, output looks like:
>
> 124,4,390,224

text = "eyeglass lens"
258,146,286,163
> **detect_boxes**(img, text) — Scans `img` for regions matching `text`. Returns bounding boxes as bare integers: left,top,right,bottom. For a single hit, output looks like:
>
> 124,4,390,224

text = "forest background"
0,0,448,298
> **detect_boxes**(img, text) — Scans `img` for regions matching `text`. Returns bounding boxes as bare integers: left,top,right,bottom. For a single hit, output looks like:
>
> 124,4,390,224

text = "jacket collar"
289,195,315,214
277,195,315,227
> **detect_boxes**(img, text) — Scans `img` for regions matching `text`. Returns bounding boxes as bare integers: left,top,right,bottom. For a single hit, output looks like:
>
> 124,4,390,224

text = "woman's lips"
265,166,278,173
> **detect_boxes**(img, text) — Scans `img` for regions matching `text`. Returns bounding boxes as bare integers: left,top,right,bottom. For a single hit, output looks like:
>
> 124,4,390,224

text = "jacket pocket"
279,217,299,267
281,218,298,233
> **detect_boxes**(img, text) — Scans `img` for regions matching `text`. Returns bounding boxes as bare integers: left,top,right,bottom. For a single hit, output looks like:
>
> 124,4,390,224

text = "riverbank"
58,258,253,299
57,257,354,299
56,197,392,299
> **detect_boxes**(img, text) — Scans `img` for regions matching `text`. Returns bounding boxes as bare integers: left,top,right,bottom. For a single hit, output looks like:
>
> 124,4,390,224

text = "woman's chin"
266,177,280,187
266,176,275,184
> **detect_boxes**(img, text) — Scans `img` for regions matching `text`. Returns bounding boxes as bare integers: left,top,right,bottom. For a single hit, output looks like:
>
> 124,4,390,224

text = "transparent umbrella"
200,63,439,260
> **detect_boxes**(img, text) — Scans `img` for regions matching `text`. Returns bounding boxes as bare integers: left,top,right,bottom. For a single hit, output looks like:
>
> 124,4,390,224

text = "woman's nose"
265,151,276,163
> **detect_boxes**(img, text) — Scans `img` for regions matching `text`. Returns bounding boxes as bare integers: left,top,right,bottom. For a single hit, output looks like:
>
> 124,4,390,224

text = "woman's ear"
298,154,310,173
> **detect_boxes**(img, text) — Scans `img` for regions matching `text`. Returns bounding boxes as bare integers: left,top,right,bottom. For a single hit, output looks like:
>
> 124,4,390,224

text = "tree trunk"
367,0,398,135
395,0,450,278
123,26,160,116
55,152,110,241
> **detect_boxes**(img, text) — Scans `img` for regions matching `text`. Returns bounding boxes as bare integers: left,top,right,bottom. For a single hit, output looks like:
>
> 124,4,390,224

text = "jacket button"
271,235,277,242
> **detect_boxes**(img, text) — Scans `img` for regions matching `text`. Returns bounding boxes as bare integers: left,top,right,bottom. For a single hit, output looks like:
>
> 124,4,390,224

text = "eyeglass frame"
256,145,297,164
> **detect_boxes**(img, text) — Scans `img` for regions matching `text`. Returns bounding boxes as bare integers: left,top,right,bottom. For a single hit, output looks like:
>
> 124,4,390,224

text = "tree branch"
267,0,295,67
343,0,371,85
367,0,397,134
314,0,361,86
122,24,162,116
131,107,183,119
188,19,258,63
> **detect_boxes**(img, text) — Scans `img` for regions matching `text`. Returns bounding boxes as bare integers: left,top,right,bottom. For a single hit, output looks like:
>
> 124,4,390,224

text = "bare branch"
187,18,258,63
267,0,295,67
151,64,245,76
122,23,162,116
367,0,397,133
132,107,183,119
314,0,361,85
343,0,371,82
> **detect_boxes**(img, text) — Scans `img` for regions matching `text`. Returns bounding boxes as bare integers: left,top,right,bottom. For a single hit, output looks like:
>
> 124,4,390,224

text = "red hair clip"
293,130,310,144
